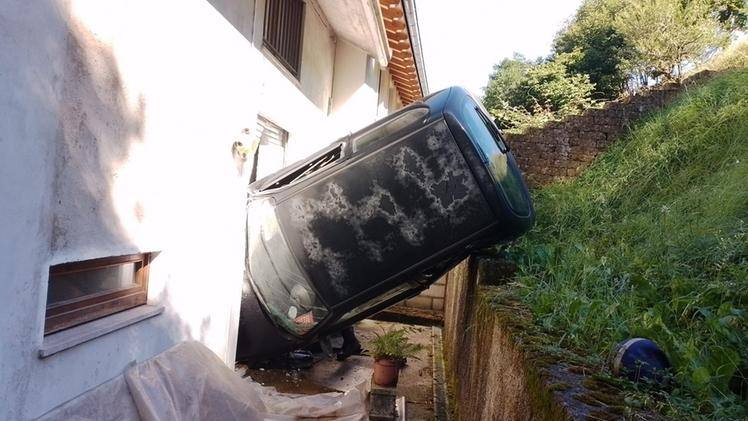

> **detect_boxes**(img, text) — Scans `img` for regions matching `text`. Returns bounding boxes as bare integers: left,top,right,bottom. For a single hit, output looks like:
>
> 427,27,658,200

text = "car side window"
353,107,429,152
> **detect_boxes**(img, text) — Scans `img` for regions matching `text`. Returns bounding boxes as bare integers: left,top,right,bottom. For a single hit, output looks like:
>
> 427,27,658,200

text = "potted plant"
370,328,424,387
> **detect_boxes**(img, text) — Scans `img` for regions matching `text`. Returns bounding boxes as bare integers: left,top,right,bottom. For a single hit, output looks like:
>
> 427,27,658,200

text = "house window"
45,253,151,335
263,0,305,77
251,115,289,183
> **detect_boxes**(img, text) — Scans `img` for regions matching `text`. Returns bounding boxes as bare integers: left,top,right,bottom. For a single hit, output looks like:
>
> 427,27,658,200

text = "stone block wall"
506,71,717,186
441,256,637,420
402,275,447,312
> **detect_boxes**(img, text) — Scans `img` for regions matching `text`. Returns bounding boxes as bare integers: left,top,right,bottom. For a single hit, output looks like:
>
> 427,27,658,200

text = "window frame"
250,115,290,183
44,253,151,335
352,106,430,153
262,0,306,78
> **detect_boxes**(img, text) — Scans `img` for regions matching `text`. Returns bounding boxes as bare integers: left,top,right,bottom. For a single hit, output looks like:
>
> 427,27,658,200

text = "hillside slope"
506,69,748,418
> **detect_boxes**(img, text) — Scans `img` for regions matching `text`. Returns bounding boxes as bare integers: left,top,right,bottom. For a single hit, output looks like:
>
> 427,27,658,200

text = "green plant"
702,39,748,72
502,69,748,418
614,0,729,81
553,0,635,100
482,55,595,132
369,328,425,361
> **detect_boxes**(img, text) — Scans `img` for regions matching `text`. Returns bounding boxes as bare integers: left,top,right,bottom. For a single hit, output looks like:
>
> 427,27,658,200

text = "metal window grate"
263,0,305,77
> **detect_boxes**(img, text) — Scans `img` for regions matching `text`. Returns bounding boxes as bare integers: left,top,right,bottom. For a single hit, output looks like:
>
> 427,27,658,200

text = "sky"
416,0,584,97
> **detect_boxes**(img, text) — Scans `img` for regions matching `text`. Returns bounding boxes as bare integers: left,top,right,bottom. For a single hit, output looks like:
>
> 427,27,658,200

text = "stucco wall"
329,38,381,136
251,0,393,166
0,1,404,418
0,1,257,418
207,0,256,42
299,2,336,114
244,0,333,167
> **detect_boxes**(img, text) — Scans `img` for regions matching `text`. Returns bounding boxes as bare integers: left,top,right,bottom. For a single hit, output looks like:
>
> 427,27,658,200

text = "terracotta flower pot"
373,358,400,387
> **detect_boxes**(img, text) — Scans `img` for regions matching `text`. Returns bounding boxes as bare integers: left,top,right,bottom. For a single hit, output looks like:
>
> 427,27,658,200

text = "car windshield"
459,99,531,216
247,199,329,336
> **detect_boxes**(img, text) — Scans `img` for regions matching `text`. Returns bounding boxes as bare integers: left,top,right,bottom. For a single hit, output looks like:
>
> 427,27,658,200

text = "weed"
503,69,748,418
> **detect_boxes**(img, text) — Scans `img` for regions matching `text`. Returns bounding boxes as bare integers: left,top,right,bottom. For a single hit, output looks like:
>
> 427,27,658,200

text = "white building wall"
252,0,338,165
0,1,262,418
298,2,336,113
0,0,408,418
329,39,381,138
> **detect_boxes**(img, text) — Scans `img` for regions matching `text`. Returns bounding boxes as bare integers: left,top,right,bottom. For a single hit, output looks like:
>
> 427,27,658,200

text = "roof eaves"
401,0,429,96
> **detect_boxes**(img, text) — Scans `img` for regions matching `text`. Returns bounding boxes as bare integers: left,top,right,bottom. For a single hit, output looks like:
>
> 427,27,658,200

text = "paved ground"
240,319,436,420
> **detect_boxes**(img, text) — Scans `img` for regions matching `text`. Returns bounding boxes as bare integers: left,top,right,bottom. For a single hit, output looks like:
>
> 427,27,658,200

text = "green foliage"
369,327,425,361
482,0,742,132
614,0,729,81
516,58,595,115
703,39,748,71
710,0,748,31
505,70,748,418
482,55,594,132
548,0,742,98
483,54,534,109
553,0,635,99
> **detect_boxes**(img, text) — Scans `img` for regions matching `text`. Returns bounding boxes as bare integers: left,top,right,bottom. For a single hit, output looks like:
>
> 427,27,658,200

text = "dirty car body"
237,86,534,362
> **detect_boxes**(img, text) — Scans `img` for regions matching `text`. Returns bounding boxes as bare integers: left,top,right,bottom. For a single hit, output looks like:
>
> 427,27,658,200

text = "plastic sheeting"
39,341,368,421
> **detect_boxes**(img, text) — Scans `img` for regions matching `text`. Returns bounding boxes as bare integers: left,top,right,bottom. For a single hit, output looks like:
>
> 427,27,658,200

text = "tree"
553,0,635,100
615,0,729,81
482,55,594,131
710,0,748,31
514,58,595,114
482,54,533,115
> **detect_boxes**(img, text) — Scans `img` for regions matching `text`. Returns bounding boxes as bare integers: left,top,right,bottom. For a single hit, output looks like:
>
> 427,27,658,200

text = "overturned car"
237,86,534,362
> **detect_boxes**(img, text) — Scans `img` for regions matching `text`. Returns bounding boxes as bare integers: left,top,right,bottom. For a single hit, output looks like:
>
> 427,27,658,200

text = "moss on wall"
442,256,645,420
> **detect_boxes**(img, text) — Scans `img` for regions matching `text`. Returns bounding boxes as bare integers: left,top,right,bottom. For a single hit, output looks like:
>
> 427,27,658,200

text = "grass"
702,39,748,73
502,68,748,418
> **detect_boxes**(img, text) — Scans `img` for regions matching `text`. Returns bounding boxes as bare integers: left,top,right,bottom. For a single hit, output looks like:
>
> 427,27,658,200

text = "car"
236,86,534,362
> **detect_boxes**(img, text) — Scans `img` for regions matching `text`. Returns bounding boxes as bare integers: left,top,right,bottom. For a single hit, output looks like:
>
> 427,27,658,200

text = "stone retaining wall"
506,71,716,186
442,256,637,420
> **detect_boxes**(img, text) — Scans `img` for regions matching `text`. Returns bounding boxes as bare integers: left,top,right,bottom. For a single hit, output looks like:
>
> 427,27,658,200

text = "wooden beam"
393,83,419,97
379,0,423,102
382,7,404,19
386,31,409,42
389,70,418,82
390,65,415,74
391,57,415,67
390,77,419,90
